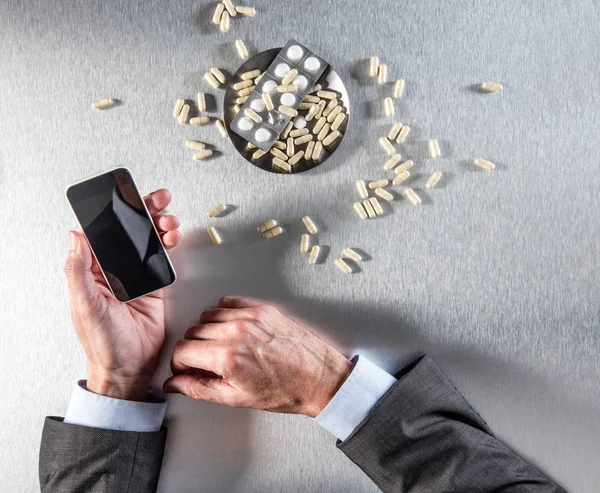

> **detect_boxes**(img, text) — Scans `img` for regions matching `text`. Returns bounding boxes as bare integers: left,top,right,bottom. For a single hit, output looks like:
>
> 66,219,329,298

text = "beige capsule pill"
392,170,410,186
197,92,207,112
368,179,389,189
247,142,257,149
235,5,256,16
305,104,319,122
394,160,414,174
314,100,326,119
288,150,304,166
312,141,323,160
343,248,362,262
273,157,291,173
428,138,441,158
335,258,353,274
208,203,227,217
405,188,421,205
308,84,322,94
286,137,295,157
220,11,230,32
323,99,338,117
384,97,394,118
277,84,297,93
378,64,387,84
474,158,495,170
369,56,379,77
239,86,255,97
241,69,261,81
300,233,311,253
204,72,220,89
272,140,286,150
298,102,315,111
173,98,184,118
279,105,298,117
222,0,236,16
356,179,368,199
303,95,320,104
178,104,190,124
396,125,410,144
323,130,340,147
353,201,368,220
281,121,294,139
387,122,402,141
384,154,402,170
244,108,262,123
262,92,274,111
190,115,211,125
211,67,227,85
193,149,213,160
426,171,442,188
313,116,327,135
235,95,249,104
326,105,343,123
379,136,395,155
270,148,288,161
317,90,336,100
393,79,405,98
235,39,249,59
289,128,309,138
254,74,263,85
215,119,227,137
305,140,315,160
331,113,346,131
375,187,394,201
294,133,313,145
481,81,503,92
252,149,267,160
185,140,205,150
207,226,222,245
302,216,317,234
309,245,321,264
317,122,331,141
370,197,384,215
212,3,225,24
282,68,298,86
233,79,253,91
263,226,284,239
363,199,376,218
233,104,241,114
257,219,277,233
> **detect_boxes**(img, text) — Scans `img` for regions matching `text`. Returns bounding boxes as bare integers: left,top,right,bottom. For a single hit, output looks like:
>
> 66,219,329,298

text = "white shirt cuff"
63,380,167,432
314,355,397,441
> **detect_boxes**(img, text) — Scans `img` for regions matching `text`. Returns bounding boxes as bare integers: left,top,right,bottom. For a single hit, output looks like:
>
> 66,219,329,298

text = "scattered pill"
288,150,304,166
335,258,352,274
289,128,309,138
293,116,307,129
309,245,321,264
331,113,346,132
388,123,402,141
314,100,326,119
405,188,421,205
353,201,368,220
379,136,395,155
173,98,184,118
215,119,227,137
305,140,315,160
262,92,275,111
239,86,255,97
395,160,414,174
196,92,207,112
313,141,324,160
220,11,230,32
190,115,211,125
283,138,294,158
280,93,296,107
384,97,394,118
208,204,227,217
323,99,338,117
235,95,249,104
305,104,319,122
317,90,337,100
369,56,379,77
273,157,291,173
235,5,256,16
317,122,331,141
92,97,116,110
294,133,313,146
392,170,410,186
343,248,362,262
207,226,222,245
178,104,190,124
481,81,503,92
428,138,441,158
262,80,277,93
384,154,402,170
252,149,267,160
193,150,213,160
235,39,249,59
378,64,387,84
356,179,368,199
247,142,257,149
369,179,389,189
279,105,298,117
244,107,262,123
363,199,376,218
270,148,288,161
255,73,263,84
323,130,341,147
396,125,410,144
302,216,318,234
298,102,315,111
241,69,261,81
233,79,253,90
370,197,384,215
204,72,220,89
303,95,320,104
426,171,442,188
257,220,277,233
375,188,394,201
282,69,299,86
393,79,405,98
212,3,225,24
326,105,343,123
281,121,294,139
233,104,241,114
263,226,284,238
222,0,236,16
272,141,286,150
313,116,327,135
474,158,495,170
185,140,205,150
308,84,322,94
300,233,311,253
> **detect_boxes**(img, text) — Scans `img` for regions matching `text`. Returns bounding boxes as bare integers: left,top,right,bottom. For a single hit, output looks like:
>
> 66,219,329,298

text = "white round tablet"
286,45,304,61
280,93,296,106
293,75,309,91
293,116,307,129
250,99,265,112
274,63,291,79
262,80,277,93
303,56,320,72
237,117,253,131
255,128,271,142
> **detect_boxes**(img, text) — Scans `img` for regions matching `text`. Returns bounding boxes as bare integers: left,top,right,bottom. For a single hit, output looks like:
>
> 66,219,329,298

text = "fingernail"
68,231,78,252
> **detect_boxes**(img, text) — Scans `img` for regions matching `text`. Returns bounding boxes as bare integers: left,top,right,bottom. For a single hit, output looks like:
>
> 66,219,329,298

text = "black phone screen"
66,168,176,302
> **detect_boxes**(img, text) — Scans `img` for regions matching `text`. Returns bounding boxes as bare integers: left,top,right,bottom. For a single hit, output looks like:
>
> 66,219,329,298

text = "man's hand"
163,296,354,417
65,188,181,402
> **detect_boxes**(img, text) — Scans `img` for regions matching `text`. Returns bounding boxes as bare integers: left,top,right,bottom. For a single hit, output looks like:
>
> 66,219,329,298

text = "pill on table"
207,226,222,245
305,140,315,160
260,92,274,111
208,204,227,217
313,116,327,135
392,170,410,185
239,86,255,97
204,72,220,89
317,90,337,100
222,0,236,16
343,248,362,262
369,56,379,77
379,136,395,155
363,199,376,218
185,140,205,150
356,179,368,199
294,133,313,145
193,150,213,160
235,39,249,59
384,97,394,118
395,160,414,174
235,5,256,16
273,157,291,173
396,125,410,144
353,201,368,220
92,97,116,110
220,11,230,32
282,69,299,86
405,188,421,205
335,258,353,274
481,81,503,92
212,3,225,24
241,69,261,81
474,158,495,170
215,119,227,137
252,149,267,160
314,100,326,119
196,92,207,112
313,141,323,160
263,226,284,239
281,121,294,139
309,245,321,264
289,128,309,138
323,99,338,117
393,79,405,98
426,171,442,188
190,115,211,125
387,122,402,141
369,179,389,189
235,95,249,105
375,187,394,201
370,197,384,215
270,148,288,161
308,84,322,94
302,216,318,234
288,150,304,166
257,220,277,233
279,105,298,117
317,123,331,141
287,137,295,157
244,108,262,123
233,80,253,90
272,141,286,150
326,105,343,123
384,154,402,170
173,98,184,117
178,104,190,124
300,233,311,253
428,138,441,158
323,131,341,147
378,64,387,84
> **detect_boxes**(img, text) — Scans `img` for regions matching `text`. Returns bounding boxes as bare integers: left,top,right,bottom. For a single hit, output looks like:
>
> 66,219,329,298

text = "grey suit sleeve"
338,355,567,493
39,417,166,493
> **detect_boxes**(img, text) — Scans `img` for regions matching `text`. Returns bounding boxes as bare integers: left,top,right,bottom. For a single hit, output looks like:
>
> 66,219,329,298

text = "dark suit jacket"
39,356,567,492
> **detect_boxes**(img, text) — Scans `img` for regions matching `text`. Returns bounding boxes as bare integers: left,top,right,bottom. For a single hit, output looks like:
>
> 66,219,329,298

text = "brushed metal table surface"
0,1,598,492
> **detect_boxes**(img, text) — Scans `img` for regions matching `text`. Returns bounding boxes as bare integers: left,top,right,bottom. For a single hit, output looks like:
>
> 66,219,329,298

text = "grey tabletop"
1,1,599,492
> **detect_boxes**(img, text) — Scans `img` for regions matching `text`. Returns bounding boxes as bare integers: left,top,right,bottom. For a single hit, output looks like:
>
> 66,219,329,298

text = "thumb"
64,231,101,315
163,374,236,405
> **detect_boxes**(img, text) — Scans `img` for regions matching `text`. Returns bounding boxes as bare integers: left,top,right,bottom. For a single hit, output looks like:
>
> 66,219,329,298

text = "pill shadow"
350,247,371,262
194,2,219,32
204,93,218,114
349,58,371,84
317,245,330,264
467,83,493,94
416,188,433,206
435,171,453,189
404,171,423,186
108,99,123,109
219,205,237,217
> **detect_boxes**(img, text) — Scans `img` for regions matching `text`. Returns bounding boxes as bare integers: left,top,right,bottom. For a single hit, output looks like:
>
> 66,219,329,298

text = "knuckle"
229,320,248,335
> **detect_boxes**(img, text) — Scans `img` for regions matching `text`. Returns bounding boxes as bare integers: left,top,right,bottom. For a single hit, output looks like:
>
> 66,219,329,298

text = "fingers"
144,188,172,216
163,374,237,405
154,214,180,233
64,231,103,314
170,339,227,375
217,296,266,309
185,322,241,341
161,229,182,250
199,307,257,324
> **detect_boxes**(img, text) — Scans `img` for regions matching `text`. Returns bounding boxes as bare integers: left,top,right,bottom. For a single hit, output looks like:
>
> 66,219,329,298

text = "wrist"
86,368,152,402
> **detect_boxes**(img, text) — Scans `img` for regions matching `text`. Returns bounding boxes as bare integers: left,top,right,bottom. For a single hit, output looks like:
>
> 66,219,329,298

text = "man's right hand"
163,296,354,417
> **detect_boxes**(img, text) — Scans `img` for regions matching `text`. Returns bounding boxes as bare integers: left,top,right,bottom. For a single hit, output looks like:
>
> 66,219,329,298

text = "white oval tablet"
274,63,291,79
262,80,277,93
293,116,307,129
237,117,253,131
303,56,320,72
287,45,304,61
293,75,309,91
280,93,296,106
255,128,271,142
250,99,265,112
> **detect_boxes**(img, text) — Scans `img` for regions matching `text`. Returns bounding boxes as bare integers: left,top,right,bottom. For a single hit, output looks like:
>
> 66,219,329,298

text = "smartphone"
66,168,177,302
